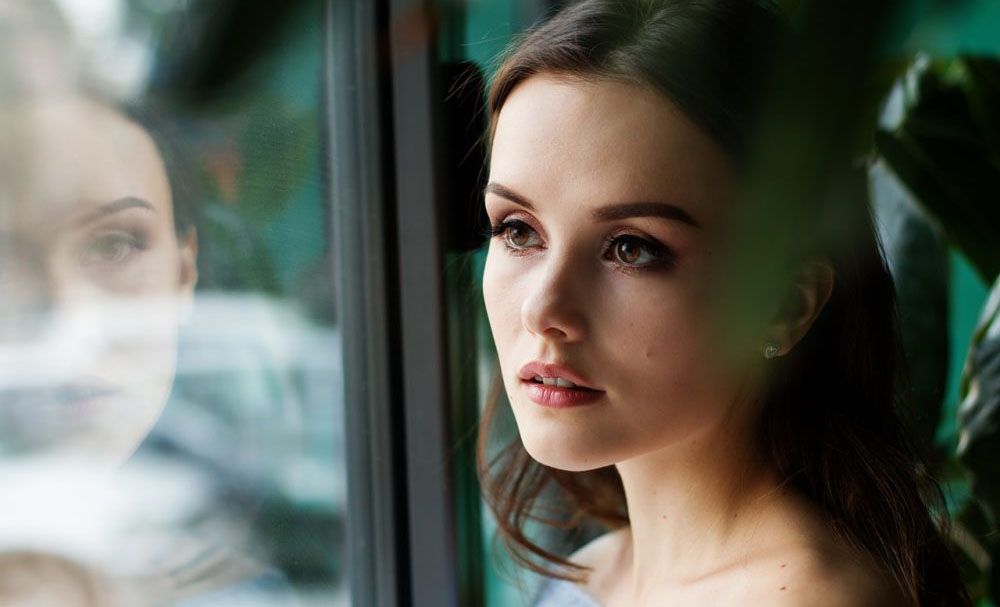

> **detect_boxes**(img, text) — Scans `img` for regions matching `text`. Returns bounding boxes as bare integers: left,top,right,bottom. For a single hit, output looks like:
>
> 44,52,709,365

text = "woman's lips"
521,378,605,408
517,361,600,390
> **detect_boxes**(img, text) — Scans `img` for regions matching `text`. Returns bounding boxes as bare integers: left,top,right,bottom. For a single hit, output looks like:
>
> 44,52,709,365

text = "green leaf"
957,274,1000,533
874,56,1000,284
871,160,950,455
961,57,1000,161
956,275,1000,601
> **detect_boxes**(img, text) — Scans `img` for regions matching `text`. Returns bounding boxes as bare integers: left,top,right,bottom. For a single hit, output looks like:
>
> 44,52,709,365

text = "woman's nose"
520,255,588,342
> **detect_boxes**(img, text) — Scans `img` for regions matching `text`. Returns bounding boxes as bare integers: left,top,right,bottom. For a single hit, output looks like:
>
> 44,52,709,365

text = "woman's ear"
177,227,198,323
765,259,834,356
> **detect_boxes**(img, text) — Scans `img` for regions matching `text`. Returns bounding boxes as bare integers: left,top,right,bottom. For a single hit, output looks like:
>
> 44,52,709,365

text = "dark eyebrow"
76,197,156,226
485,182,700,228
484,182,535,211
591,201,701,228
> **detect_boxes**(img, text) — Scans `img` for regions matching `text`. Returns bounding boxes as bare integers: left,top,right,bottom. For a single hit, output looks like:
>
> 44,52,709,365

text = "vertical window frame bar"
326,0,408,606
387,1,462,606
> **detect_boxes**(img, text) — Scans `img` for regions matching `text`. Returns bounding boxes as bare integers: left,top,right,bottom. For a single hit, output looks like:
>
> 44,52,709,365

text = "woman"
0,96,199,464
476,1,970,605
0,0,199,466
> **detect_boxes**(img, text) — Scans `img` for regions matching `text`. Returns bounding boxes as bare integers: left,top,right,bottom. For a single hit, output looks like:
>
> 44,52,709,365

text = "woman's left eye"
80,231,147,268
606,235,667,268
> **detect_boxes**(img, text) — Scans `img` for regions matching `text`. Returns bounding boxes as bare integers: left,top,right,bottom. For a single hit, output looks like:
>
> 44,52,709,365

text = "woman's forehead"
488,74,734,220
0,98,173,229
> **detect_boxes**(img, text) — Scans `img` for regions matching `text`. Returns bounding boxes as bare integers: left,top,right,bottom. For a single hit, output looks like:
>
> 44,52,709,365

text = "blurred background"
0,0,998,606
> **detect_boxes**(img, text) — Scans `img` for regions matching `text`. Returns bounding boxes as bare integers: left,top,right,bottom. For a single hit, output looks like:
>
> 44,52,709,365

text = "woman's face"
0,98,196,464
483,75,755,471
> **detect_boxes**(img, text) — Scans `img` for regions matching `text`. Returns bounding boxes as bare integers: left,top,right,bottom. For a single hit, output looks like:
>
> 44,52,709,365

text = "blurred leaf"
880,53,1000,602
874,56,1000,284
871,160,950,455
957,275,1000,595
725,0,902,348
773,0,801,16
148,0,311,101
961,57,1000,159
960,274,1000,402
953,498,993,602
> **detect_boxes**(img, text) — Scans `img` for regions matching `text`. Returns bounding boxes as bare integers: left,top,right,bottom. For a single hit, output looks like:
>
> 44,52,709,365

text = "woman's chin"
520,431,619,472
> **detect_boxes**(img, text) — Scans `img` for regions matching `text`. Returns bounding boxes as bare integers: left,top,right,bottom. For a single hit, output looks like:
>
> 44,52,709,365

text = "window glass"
437,3,569,605
0,1,346,605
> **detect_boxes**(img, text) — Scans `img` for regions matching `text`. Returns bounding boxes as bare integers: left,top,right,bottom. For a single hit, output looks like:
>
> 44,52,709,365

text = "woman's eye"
608,235,665,267
492,219,543,250
80,231,146,268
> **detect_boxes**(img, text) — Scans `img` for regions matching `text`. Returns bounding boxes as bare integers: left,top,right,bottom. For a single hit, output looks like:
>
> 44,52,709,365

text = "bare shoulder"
742,538,908,607
731,488,910,606
567,526,630,596
568,526,629,566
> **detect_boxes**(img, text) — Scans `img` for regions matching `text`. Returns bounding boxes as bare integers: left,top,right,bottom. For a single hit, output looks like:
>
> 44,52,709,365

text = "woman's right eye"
490,219,543,251
79,230,147,270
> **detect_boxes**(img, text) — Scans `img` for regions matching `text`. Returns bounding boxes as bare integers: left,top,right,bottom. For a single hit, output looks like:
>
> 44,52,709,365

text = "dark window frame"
326,0,410,605
328,1,561,606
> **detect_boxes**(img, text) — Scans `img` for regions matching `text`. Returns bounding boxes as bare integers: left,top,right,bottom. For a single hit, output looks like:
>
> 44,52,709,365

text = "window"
0,1,344,604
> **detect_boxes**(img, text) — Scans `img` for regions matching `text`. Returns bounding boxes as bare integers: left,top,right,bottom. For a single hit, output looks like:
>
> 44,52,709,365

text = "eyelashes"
0,227,152,282
78,229,151,272
488,219,540,249
487,218,675,272
603,233,672,269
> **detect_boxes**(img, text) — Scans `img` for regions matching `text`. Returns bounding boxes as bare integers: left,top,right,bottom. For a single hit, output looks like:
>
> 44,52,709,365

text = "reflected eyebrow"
76,197,156,226
484,182,700,228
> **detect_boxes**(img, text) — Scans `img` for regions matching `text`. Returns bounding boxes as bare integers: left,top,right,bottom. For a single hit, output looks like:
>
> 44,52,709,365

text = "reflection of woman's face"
483,75,754,471
0,98,196,463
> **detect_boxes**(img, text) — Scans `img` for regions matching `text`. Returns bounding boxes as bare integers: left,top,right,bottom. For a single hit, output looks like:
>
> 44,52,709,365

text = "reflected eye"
80,231,147,268
608,235,666,268
491,219,543,251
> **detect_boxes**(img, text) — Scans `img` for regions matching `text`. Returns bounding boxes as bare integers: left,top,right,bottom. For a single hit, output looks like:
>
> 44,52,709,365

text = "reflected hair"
122,105,201,237
475,1,971,605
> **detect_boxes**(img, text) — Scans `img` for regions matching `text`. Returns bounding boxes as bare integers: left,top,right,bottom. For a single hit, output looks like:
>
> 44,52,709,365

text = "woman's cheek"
610,282,718,390
481,248,515,345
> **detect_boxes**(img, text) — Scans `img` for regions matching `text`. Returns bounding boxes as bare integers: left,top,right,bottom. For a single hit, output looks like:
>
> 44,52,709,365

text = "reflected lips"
0,382,120,418
518,361,604,408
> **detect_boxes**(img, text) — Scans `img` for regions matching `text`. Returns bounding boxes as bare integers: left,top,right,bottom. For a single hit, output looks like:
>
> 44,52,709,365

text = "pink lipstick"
518,361,604,408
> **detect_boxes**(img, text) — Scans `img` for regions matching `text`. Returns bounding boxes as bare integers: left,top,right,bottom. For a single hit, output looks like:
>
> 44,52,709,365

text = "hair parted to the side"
475,1,971,605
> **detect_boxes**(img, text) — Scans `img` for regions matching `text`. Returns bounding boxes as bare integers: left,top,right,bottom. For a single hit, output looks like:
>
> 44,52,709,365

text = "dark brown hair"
475,1,971,605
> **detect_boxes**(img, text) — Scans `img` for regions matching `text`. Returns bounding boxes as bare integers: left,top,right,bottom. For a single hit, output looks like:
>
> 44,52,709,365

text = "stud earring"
762,342,780,359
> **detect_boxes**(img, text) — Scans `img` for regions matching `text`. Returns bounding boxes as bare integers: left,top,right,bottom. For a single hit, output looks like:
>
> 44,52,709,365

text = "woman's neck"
613,415,784,602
